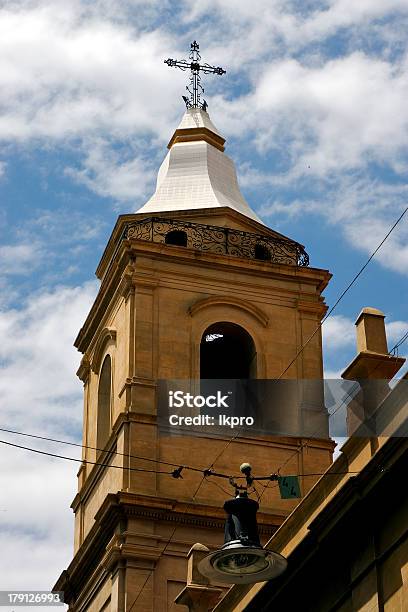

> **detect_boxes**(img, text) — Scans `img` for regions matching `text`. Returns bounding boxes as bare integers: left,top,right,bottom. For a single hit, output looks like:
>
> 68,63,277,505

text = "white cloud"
386,320,408,348
258,175,408,276
323,314,356,352
0,451,76,591
0,281,97,592
217,52,408,178
0,281,97,432
0,0,407,217
0,2,179,143
0,242,44,275
182,0,408,66
65,139,156,204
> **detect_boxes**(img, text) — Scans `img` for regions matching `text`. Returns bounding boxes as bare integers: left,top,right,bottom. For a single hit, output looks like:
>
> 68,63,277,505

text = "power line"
391,329,408,355
261,325,408,496
0,439,173,475
4,322,406,487
278,204,408,379
0,426,203,473
0,437,363,480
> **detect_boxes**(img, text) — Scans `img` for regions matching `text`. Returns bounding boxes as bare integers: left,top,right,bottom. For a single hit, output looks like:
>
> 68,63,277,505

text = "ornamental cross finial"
164,41,226,111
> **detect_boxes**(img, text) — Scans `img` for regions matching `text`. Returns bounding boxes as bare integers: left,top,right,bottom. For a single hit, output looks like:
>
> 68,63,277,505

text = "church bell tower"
55,44,334,611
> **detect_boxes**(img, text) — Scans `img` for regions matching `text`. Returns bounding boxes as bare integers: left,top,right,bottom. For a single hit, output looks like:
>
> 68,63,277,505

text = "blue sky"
1,0,408,592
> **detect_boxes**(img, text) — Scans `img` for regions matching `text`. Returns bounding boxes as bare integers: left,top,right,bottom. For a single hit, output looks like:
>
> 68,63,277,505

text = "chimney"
342,307,404,380
341,306,405,439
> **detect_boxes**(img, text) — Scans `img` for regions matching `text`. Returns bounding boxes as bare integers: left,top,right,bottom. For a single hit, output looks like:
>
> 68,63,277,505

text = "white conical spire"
137,108,263,224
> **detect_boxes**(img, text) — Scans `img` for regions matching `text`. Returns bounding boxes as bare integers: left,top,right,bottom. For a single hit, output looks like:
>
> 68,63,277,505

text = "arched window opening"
254,243,270,261
200,322,256,379
97,355,111,453
165,230,187,247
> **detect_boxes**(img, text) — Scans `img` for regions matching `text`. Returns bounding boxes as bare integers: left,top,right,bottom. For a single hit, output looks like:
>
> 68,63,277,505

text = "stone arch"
91,328,117,374
188,297,267,379
254,243,271,261
188,296,268,328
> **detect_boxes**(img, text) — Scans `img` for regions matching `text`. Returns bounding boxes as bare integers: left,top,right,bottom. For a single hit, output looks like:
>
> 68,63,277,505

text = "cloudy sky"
1,0,408,597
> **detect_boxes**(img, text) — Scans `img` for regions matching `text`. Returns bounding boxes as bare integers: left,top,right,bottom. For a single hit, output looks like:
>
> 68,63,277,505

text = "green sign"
278,476,301,499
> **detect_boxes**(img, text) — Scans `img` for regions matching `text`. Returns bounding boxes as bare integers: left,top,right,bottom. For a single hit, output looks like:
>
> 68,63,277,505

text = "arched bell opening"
200,322,257,380
254,243,270,261
165,229,188,247
97,354,112,454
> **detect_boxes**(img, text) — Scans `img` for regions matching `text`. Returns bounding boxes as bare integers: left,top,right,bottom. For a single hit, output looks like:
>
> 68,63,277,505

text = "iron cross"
164,41,226,111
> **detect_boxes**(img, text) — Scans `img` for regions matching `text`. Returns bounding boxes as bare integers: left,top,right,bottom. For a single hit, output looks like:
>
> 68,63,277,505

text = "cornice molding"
297,299,328,318
167,127,226,152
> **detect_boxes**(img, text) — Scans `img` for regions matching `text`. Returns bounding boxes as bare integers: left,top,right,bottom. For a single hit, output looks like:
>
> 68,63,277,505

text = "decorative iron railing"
123,217,309,267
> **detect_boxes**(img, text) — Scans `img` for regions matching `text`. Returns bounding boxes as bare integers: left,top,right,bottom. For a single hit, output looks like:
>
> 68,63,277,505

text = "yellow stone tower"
55,105,334,611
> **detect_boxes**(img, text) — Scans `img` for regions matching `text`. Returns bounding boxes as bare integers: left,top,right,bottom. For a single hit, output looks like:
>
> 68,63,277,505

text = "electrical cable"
278,205,408,379
0,426,204,473
0,439,173,475
0,438,362,479
270,325,408,480
2,319,406,488
204,475,234,497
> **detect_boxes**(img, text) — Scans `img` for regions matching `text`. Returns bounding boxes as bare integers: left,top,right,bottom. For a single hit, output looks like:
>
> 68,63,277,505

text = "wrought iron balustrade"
123,217,309,267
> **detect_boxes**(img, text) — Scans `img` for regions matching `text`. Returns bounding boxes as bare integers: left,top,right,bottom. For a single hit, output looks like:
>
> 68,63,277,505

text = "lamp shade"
198,493,287,585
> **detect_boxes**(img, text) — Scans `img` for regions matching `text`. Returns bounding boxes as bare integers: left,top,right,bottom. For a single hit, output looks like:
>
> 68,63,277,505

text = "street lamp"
198,465,287,585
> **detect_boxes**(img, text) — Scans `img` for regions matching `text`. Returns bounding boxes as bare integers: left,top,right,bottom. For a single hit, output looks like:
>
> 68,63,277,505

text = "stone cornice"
297,299,328,319
118,376,156,399
341,351,405,380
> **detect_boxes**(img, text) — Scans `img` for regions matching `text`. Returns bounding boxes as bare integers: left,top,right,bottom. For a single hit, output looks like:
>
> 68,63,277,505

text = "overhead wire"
278,205,408,379
0,437,363,479
268,324,408,482
0,439,174,475
3,328,407,485
0,426,204,473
